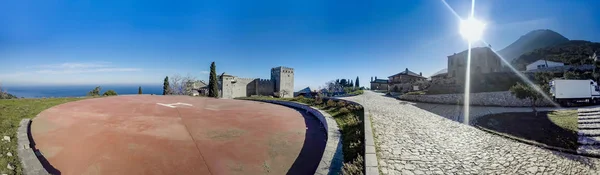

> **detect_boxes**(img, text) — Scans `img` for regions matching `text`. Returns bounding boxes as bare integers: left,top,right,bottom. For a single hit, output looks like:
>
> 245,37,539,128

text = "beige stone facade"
447,47,502,84
388,68,427,92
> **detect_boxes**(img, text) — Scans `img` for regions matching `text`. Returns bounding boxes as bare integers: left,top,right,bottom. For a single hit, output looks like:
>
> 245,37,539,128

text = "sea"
2,85,164,98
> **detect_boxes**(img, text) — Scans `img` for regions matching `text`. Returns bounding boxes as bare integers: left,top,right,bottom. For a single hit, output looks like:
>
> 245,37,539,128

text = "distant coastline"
2,85,163,98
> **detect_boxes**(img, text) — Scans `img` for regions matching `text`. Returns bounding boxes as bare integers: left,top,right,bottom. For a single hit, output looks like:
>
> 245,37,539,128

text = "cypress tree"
163,76,169,95
356,76,360,88
209,62,219,98
138,86,143,94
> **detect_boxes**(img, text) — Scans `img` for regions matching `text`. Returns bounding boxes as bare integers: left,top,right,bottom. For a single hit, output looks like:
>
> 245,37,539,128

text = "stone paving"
340,91,600,175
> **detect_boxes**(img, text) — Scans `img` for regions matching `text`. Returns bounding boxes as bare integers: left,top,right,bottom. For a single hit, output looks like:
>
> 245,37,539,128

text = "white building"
526,60,565,71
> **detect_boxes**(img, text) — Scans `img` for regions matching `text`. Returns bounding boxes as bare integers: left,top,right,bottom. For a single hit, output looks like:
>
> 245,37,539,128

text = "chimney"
375,76,377,80
371,77,373,82
420,72,422,76
405,68,409,72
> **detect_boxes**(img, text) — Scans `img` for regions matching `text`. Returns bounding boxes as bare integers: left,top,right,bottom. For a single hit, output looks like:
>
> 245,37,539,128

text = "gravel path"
340,91,600,175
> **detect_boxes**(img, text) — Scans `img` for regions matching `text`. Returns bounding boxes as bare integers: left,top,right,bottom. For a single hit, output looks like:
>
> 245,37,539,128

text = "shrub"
314,95,323,105
326,99,336,107
339,107,350,114
102,90,118,96
405,91,425,95
337,100,347,107
341,155,364,175
87,86,102,96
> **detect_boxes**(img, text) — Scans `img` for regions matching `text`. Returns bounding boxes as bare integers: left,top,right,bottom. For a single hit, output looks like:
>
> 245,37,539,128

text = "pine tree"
356,76,360,88
209,62,219,98
163,76,169,95
138,86,143,94
340,79,347,87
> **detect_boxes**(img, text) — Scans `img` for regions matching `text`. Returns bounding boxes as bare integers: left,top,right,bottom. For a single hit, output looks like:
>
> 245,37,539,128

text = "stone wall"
399,91,554,107
255,79,275,96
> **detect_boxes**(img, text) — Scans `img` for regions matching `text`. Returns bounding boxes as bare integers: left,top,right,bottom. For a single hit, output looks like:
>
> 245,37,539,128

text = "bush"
326,99,336,107
337,100,347,107
315,95,323,105
87,86,102,96
102,90,118,96
339,107,350,114
404,91,425,95
341,155,364,175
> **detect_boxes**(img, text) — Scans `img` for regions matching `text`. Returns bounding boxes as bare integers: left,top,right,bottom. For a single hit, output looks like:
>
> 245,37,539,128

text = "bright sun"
459,17,486,41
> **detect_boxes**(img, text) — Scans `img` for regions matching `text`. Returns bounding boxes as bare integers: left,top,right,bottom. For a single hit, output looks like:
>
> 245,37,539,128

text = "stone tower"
271,66,295,98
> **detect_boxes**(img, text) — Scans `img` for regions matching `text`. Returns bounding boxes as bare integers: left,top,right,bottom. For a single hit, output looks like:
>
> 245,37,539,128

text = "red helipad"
31,95,325,175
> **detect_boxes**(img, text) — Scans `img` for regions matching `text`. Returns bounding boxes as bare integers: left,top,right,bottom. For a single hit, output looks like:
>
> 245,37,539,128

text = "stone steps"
578,108,600,113
580,123,600,130
578,136,600,145
577,145,600,155
578,112,600,116
578,129,600,136
576,107,600,156
579,119,600,124
579,115,600,120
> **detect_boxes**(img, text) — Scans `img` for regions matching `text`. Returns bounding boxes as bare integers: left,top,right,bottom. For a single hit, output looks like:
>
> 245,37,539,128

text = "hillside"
498,29,569,62
512,40,600,70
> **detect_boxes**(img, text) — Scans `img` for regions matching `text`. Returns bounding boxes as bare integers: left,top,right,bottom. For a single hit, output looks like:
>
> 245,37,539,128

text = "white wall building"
526,60,565,71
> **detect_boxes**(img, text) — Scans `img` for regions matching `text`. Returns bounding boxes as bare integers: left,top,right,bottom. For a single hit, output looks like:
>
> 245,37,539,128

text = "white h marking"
156,102,193,108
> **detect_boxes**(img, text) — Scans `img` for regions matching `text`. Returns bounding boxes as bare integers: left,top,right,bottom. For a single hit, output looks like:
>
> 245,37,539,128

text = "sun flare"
460,17,486,42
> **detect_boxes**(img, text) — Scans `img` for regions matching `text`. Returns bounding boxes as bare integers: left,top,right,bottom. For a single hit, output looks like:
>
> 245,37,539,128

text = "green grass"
239,96,365,174
547,110,578,132
0,98,82,175
474,110,578,150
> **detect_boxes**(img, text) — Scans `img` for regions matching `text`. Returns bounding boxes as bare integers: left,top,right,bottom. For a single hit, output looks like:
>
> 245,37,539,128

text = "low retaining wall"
325,97,379,175
246,99,343,175
17,119,50,175
399,91,553,107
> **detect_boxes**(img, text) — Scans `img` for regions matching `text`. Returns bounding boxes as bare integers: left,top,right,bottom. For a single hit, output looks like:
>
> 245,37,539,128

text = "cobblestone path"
341,91,600,175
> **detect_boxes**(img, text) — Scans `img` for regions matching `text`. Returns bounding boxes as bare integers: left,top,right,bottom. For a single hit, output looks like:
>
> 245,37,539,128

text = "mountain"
512,40,600,70
498,29,569,63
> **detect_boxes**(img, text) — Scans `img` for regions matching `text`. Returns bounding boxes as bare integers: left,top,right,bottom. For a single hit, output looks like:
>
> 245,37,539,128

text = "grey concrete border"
16,119,50,175
242,99,344,175
328,98,380,175
363,109,379,175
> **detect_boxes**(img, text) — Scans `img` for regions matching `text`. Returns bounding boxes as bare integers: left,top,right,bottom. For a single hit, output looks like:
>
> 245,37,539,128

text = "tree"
102,90,118,96
163,76,170,95
510,82,546,116
138,86,142,94
87,86,102,96
355,76,360,88
208,62,219,98
340,79,347,87
350,80,354,88
281,90,289,98
564,71,580,79
169,74,197,95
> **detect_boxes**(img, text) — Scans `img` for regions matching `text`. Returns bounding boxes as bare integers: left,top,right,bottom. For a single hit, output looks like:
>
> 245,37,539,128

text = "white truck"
550,79,600,106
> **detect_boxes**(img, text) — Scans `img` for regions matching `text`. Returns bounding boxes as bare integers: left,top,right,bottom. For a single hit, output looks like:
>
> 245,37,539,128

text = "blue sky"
1,0,599,91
